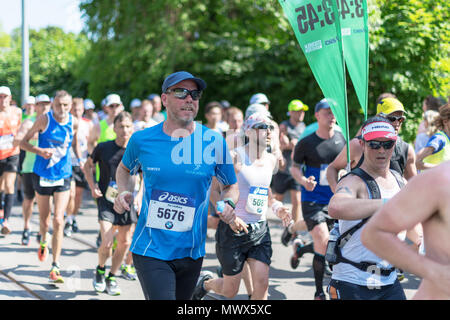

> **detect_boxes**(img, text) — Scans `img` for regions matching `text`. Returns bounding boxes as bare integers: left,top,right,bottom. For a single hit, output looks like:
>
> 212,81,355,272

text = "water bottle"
325,222,340,264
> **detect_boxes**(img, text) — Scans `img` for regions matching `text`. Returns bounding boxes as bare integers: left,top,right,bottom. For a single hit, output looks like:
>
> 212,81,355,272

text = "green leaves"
0,26,89,103
0,0,447,144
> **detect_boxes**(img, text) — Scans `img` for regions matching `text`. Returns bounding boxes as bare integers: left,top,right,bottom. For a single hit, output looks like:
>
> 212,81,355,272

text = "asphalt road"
0,191,421,300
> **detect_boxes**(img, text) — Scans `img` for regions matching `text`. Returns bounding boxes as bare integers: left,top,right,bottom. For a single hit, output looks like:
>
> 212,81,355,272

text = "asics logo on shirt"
158,192,170,201
253,187,268,195
158,192,189,205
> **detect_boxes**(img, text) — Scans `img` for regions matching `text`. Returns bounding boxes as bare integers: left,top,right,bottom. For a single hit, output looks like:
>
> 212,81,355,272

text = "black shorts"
22,173,36,200
97,197,137,226
0,154,20,176
327,279,406,300
301,201,333,231
72,166,89,189
215,220,272,276
132,253,203,300
272,171,301,194
31,173,71,196
18,149,26,173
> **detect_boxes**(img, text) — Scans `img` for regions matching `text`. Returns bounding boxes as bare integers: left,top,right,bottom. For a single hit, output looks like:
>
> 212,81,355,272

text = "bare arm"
361,163,450,294
114,161,136,214
12,108,23,147
403,144,417,180
326,138,362,193
209,176,222,206
82,156,103,199
415,146,436,171
19,114,53,159
290,163,317,191
328,174,384,220
88,121,100,153
15,119,33,149
71,117,81,163
268,187,291,227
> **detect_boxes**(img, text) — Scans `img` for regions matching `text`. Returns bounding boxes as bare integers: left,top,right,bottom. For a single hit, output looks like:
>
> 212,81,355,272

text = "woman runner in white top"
192,112,291,300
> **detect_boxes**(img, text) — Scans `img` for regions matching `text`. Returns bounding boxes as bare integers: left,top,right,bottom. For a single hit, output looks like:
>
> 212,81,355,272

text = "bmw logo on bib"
165,221,174,229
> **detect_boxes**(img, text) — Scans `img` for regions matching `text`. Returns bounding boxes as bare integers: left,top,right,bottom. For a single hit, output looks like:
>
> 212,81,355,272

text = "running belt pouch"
334,168,403,275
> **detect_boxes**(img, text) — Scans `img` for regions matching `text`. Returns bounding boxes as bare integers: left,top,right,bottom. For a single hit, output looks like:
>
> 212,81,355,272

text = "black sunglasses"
165,88,202,101
252,123,274,130
365,140,396,150
386,115,406,123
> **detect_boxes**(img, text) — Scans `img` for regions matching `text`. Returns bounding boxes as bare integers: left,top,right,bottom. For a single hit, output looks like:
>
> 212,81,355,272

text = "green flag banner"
278,0,350,142
338,0,369,120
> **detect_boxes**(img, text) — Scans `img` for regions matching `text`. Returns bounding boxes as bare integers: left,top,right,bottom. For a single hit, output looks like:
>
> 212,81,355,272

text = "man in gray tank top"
328,116,420,300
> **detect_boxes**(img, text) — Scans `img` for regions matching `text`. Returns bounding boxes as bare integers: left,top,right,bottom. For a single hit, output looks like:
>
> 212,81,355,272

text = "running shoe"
281,227,294,247
63,222,72,237
121,264,137,281
1,219,11,235
314,292,326,300
93,267,106,292
49,265,64,284
191,271,213,300
290,238,305,269
38,241,49,262
71,219,79,233
105,275,121,296
22,229,30,246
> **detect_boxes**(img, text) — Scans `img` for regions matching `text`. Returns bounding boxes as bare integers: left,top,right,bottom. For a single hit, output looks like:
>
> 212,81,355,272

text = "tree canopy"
0,0,448,142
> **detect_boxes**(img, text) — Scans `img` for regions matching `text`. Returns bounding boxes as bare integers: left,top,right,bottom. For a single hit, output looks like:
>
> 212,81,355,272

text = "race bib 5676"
147,189,196,232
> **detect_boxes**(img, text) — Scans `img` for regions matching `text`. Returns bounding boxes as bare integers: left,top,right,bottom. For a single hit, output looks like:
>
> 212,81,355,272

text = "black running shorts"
132,253,203,300
272,171,302,194
31,173,71,196
215,220,272,276
22,173,36,200
301,201,333,231
72,166,89,189
0,154,19,176
97,196,137,226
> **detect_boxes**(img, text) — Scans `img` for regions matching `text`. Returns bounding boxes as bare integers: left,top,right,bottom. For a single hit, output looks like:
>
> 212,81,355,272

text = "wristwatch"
223,198,236,210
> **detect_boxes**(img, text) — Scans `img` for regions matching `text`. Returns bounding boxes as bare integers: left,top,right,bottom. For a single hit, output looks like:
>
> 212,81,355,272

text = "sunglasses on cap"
364,140,396,150
165,88,202,101
386,115,406,123
252,123,274,130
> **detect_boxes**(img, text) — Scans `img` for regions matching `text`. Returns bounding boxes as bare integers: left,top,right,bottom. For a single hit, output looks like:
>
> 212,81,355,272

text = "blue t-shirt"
122,122,237,261
33,111,73,180
425,132,450,154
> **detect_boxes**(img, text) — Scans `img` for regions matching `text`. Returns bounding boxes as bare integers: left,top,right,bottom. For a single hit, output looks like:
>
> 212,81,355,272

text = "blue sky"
0,0,83,35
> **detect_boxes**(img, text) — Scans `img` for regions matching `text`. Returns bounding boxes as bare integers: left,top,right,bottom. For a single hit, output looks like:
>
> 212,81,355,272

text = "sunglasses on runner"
386,115,406,123
252,123,274,130
365,140,396,150
165,88,202,101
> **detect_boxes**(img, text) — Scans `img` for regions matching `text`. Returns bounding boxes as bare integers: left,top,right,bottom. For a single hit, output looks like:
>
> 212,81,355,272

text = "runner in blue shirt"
20,90,80,284
114,71,239,300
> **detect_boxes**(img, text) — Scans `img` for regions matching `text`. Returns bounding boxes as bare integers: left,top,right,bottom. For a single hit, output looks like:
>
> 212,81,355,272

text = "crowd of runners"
0,71,449,300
